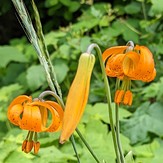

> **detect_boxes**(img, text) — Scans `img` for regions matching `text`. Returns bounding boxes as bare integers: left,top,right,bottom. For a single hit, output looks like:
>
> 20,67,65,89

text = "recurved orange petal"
123,51,140,76
8,95,32,109
131,45,156,82
30,101,63,132
102,46,127,63
107,53,125,77
7,104,23,126
20,105,42,132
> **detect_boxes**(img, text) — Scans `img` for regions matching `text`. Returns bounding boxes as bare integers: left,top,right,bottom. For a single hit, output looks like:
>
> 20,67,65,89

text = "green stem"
76,129,101,163
115,104,125,163
87,43,121,163
38,90,101,162
70,135,81,163
142,0,147,20
115,75,125,163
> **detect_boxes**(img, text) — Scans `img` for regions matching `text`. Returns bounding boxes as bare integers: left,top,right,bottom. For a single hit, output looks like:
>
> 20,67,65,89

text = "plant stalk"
87,43,121,163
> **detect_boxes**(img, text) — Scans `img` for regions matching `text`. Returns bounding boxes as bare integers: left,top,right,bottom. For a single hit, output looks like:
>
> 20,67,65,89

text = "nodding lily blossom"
103,43,156,106
7,95,63,154
60,53,95,144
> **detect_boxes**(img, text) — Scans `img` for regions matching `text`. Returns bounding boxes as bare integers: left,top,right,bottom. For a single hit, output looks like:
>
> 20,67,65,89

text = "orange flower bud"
60,53,95,144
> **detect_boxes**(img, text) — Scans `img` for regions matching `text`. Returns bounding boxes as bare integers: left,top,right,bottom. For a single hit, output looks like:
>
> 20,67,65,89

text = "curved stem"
38,90,101,162
38,90,64,109
70,135,81,163
87,43,121,163
76,129,101,163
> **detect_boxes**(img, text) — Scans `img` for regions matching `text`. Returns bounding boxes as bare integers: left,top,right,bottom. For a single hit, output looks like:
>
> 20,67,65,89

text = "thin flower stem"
70,135,81,163
115,104,125,163
115,79,125,163
76,128,101,163
141,0,147,20
87,43,121,163
38,90,101,162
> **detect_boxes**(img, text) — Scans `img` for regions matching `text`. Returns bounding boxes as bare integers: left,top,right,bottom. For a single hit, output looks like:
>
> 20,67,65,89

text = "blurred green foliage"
0,0,163,162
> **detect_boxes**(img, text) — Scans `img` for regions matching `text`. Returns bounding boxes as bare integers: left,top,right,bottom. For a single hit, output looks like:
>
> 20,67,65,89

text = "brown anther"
34,141,40,154
22,140,27,151
114,90,124,104
123,90,133,106
25,140,34,153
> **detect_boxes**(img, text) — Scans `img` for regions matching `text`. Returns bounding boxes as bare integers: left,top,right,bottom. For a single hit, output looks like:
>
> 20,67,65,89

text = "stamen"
123,90,132,106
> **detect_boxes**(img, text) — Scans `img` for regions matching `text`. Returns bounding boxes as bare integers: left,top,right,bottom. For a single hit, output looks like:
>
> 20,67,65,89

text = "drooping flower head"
7,95,63,154
102,41,156,105
60,53,95,144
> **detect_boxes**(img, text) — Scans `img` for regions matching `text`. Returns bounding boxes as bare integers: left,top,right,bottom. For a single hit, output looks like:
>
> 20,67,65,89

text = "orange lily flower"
7,95,63,154
103,43,156,105
60,53,95,144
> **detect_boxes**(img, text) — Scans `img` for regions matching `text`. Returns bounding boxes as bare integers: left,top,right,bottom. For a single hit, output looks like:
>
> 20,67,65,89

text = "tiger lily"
7,95,64,154
102,42,156,105
60,53,95,144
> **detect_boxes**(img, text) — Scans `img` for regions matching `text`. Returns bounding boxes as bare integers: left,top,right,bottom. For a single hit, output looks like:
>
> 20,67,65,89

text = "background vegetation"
0,0,163,162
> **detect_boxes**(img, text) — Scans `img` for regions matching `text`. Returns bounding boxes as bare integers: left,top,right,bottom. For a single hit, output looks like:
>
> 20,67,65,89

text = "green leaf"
1,63,25,85
45,0,58,7
33,146,76,163
152,140,163,163
0,46,27,68
69,1,80,12
121,102,163,144
53,59,69,83
80,36,91,52
151,0,163,14
125,151,135,163
4,151,33,163
81,103,131,124
58,44,70,59
0,84,23,102
124,2,141,14
26,65,47,91
133,140,159,158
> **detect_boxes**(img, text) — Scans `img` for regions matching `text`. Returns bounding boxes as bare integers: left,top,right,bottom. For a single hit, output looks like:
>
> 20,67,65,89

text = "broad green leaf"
69,1,80,12
26,65,47,91
80,36,91,52
0,84,23,102
81,119,116,162
125,151,135,163
1,63,25,85
82,103,131,124
133,140,159,158
33,146,76,163
151,0,163,14
121,102,163,144
4,151,33,163
124,2,141,14
0,140,17,163
0,46,27,68
58,45,70,59
45,0,58,7
152,140,163,163
59,0,71,6
53,59,69,83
